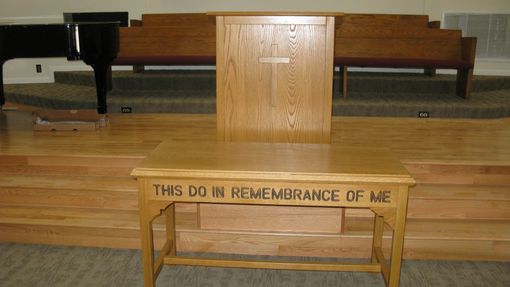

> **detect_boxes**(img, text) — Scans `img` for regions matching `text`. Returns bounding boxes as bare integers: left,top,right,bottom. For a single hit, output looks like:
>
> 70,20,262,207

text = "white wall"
0,0,144,20
146,0,425,14
1,0,509,83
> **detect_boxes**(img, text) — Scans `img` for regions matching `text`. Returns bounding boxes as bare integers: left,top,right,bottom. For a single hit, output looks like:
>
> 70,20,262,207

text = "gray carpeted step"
108,89,216,114
333,89,510,118
55,70,216,91
5,71,510,118
5,83,98,110
4,82,216,114
344,72,510,93
54,70,510,94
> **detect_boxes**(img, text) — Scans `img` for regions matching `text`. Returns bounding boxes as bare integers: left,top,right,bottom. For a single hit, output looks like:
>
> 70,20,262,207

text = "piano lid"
0,22,119,61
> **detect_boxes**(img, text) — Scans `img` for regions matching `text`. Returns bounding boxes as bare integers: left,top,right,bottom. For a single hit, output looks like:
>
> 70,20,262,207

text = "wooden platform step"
410,183,510,200
0,155,142,177
177,227,510,261
1,113,509,261
2,204,507,242
1,183,508,227
0,186,137,210
404,163,510,185
0,205,190,249
0,174,136,191
343,217,510,241
0,205,508,260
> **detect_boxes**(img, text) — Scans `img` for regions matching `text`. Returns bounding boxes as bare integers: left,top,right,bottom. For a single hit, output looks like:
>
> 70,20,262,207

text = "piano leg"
92,61,111,114
107,65,113,91
0,62,5,110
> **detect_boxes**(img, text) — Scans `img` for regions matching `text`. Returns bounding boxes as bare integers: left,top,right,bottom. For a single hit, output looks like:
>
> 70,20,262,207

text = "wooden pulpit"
204,12,343,234
213,12,339,143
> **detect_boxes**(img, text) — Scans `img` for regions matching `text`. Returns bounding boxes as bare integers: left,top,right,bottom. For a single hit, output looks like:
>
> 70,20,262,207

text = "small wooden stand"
32,109,108,131
132,141,415,287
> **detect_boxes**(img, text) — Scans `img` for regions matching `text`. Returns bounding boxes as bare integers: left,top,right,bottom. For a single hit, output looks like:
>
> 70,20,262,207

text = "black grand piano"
0,22,119,114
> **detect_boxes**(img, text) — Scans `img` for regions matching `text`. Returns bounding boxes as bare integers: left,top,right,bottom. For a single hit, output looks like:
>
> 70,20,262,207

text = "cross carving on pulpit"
258,44,290,106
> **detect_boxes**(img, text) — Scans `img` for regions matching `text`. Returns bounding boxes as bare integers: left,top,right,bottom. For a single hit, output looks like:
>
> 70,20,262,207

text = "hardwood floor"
1,109,509,260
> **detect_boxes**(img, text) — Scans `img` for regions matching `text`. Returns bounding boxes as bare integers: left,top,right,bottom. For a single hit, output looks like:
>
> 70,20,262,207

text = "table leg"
339,65,348,98
371,214,384,264
140,207,156,287
165,203,177,256
388,187,409,287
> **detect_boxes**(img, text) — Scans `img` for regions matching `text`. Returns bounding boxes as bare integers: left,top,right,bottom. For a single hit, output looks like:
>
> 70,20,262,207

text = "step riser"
55,71,216,91
1,188,507,222
0,155,142,177
54,71,510,93
1,224,508,261
0,188,138,210
1,152,509,260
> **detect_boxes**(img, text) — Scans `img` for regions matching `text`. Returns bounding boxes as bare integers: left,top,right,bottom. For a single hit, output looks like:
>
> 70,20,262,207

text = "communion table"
132,141,415,287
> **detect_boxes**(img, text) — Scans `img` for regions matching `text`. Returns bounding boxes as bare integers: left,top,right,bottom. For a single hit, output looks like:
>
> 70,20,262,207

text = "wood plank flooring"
1,108,509,261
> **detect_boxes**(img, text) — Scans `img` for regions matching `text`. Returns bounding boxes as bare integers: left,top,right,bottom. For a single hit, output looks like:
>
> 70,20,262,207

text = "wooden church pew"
113,12,475,100
112,13,216,71
334,14,476,99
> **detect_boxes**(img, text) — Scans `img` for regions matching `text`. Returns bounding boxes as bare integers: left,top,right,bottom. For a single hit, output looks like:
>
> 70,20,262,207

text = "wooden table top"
132,141,414,185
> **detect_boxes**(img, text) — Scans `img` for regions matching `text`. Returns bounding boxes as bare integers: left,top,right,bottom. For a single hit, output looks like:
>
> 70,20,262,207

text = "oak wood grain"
216,15,335,144
1,112,509,260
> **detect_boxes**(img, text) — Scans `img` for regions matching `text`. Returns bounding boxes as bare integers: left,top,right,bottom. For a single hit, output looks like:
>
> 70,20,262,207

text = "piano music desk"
131,141,415,287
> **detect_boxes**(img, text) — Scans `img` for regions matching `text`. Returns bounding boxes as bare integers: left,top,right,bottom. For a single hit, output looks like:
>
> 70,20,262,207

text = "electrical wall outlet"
36,64,42,73
418,111,430,118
